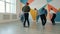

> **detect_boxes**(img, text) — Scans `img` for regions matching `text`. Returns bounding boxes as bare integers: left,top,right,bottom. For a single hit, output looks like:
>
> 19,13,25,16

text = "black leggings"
24,13,30,26
40,14,47,26
51,13,56,24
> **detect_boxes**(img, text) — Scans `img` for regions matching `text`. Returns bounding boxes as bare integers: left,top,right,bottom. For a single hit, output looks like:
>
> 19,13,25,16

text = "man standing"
40,8,47,26
50,8,56,25
22,2,30,27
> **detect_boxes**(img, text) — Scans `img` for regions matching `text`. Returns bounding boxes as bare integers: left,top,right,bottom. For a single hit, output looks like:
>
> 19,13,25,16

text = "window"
0,1,5,13
11,4,16,13
6,0,10,2
6,3,10,13
0,0,16,13
1,0,5,1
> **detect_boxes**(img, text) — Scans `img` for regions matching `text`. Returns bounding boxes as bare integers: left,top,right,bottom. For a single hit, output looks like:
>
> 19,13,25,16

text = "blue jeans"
36,15,40,22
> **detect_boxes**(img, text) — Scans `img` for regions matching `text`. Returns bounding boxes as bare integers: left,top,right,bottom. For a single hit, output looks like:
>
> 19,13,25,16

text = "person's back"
44,9,47,16
22,5,30,13
50,8,56,25
40,8,47,26
40,8,47,15
22,2,30,27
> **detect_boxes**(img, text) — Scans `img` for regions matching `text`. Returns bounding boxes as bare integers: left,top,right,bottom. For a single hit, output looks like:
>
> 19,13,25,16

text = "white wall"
0,0,60,23
0,0,20,23
0,13,18,23
29,0,47,9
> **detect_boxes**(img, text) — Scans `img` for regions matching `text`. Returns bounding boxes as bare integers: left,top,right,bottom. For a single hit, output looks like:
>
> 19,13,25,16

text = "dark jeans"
23,13,30,27
40,14,47,26
36,15,40,22
51,13,56,24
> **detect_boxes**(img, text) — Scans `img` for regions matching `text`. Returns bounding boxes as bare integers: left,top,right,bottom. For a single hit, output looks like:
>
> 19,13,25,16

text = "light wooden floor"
0,21,60,34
